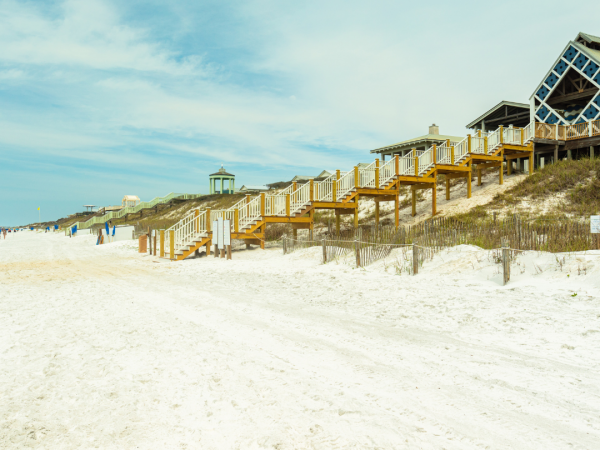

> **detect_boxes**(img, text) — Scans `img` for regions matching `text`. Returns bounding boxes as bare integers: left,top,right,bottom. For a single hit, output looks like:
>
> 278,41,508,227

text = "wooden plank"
505,151,533,160
312,201,358,209
434,164,471,173
264,216,312,223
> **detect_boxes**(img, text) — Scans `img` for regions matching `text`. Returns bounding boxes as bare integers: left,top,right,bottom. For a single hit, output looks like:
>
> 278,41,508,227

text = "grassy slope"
454,158,600,222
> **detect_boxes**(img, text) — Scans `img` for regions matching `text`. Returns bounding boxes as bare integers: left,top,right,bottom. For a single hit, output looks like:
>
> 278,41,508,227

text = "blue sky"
1,0,599,225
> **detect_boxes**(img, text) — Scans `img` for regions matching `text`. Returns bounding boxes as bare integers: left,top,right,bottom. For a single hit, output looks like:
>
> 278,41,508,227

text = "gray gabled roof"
370,133,463,154
465,100,529,129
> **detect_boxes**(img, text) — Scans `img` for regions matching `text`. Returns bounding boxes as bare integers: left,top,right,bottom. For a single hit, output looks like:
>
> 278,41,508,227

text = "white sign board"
217,217,224,250
591,216,600,234
224,220,231,246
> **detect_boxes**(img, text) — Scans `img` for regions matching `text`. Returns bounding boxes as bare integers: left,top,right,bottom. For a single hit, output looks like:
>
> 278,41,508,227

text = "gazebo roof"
210,165,235,177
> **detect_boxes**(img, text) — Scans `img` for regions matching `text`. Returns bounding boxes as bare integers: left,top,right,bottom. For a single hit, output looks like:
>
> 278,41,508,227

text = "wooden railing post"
169,230,175,260
245,194,250,216
520,127,524,146
334,169,340,201
286,194,290,216
484,136,488,155
500,125,504,144
415,156,419,176
160,230,165,258
354,166,359,188
310,179,314,201
234,209,239,233
194,209,199,233
395,155,399,176
412,241,418,275
260,193,265,217
206,208,211,233
468,134,472,153
375,159,380,189
451,146,455,165
433,144,437,164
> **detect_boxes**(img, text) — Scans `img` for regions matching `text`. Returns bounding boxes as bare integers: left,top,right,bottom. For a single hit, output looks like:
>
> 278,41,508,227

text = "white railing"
238,195,262,230
471,134,486,154
358,161,377,188
435,144,452,165
165,209,207,256
336,170,355,200
399,150,416,175
265,194,287,216
503,126,522,145
315,173,335,201
290,182,311,215
453,137,469,163
379,157,396,186
487,128,502,152
523,121,534,143
418,147,434,175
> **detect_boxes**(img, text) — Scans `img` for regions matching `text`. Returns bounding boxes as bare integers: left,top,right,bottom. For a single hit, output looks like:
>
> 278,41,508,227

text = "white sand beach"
1,232,600,449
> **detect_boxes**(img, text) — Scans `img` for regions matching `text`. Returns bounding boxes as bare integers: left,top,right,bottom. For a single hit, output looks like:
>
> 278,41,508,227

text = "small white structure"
291,175,315,182
122,195,140,208
239,185,270,192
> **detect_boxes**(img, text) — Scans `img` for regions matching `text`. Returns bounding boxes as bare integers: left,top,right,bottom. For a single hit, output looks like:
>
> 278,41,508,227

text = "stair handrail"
435,143,452,165
164,208,207,256
487,127,502,152
379,157,396,186
358,161,377,188
289,181,311,215
418,147,435,175
453,137,469,163
398,150,416,175
523,121,534,143
336,170,355,201
315,173,336,201
238,195,262,229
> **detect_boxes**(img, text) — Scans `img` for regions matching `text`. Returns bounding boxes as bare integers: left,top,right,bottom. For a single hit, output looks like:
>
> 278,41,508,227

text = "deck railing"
164,209,207,257
379,157,396,186
238,195,262,230
315,173,335,201
290,182,312,215
358,161,377,188
336,170,355,201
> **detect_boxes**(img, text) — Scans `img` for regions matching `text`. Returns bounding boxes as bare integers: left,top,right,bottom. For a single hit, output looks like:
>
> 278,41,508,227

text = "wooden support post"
354,166,359,188
431,181,436,217
394,191,399,228
334,170,340,202
567,149,572,160
353,194,359,228
446,177,450,200
227,245,232,260
433,144,437,164
220,248,225,258
395,155,399,177
507,159,512,175
484,136,488,155
375,201,380,225
293,181,297,192
169,230,174,260
160,230,165,257
499,151,504,185
375,159,380,189
206,239,211,256
529,153,534,175
554,144,558,163
467,134,472,153
411,186,416,217
310,179,314,201
260,225,265,250
293,228,298,239
234,209,239,233
412,241,418,275
214,244,218,257
153,233,157,256
477,167,482,186
467,161,472,198
499,125,504,144
335,213,340,234
451,146,455,165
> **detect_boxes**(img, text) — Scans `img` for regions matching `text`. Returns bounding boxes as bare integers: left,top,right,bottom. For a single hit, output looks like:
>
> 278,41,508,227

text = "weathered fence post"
322,238,326,263
355,238,360,268
412,241,419,275
283,235,286,254
502,238,510,285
